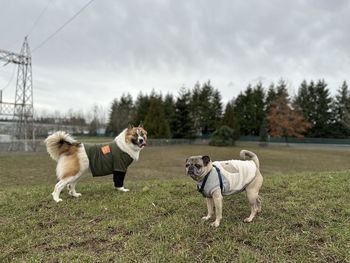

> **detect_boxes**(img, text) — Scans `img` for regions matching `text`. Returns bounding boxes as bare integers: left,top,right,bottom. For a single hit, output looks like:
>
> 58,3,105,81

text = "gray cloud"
1,0,350,112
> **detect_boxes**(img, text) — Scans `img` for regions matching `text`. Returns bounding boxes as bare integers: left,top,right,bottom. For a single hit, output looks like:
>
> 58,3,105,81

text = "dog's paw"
54,198,63,203
202,215,211,221
244,217,252,223
72,193,82,198
210,221,220,228
116,187,130,192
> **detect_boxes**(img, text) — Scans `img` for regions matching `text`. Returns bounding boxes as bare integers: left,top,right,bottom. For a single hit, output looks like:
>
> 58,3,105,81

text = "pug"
185,150,263,227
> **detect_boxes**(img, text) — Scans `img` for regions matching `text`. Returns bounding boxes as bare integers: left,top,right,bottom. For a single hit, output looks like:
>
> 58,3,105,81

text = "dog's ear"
202,156,211,166
138,122,144,128
127,124,133,130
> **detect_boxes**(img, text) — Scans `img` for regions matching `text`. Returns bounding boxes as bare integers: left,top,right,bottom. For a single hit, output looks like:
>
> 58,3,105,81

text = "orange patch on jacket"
101,145,111,154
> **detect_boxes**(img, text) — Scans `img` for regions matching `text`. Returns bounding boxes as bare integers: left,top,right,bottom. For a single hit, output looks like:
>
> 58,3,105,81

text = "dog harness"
197,165,229,198
84,142,133,177
197,160,257,198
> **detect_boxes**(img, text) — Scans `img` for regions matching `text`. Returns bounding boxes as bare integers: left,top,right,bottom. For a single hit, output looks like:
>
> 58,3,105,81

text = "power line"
27,0,55,36
32,0,97,53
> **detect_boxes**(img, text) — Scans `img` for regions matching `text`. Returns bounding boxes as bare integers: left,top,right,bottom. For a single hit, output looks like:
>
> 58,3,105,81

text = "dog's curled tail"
240,150,260,169
44,131,81,161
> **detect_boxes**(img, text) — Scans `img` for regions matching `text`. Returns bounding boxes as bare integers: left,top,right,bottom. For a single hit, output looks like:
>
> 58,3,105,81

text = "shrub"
209,125,236,146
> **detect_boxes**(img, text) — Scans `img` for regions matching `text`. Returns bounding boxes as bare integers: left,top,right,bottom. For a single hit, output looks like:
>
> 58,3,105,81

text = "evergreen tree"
259,117,268,145
196,81,213,135
275,79,289,98
171,87,195,138
331,81,350,137
294,80,333,137
222,99,240,140
265,82,277,112
253,82,266,129
163,93,175,136
163,93,175,120
313,80,333,137
106,94,134,136
134,92,150,125
106,99,118,135
144,96,171,138
233,86,253,136
190,81,223,136
210,88,223,131
234,83,265,136
190,82,202,136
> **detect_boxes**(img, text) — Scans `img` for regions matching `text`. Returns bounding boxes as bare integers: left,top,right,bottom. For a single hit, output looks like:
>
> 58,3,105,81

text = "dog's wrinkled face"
126,125,147,149
185,155,212,181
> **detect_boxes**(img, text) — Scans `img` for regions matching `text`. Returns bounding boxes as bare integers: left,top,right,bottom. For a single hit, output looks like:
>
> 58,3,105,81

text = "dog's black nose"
139,138,144,143
188,165,194,173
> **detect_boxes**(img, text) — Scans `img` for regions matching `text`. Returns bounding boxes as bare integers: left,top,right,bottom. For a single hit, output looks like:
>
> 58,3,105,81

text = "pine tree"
190,82,202,135
234,86,253,136
294,80,333,137
253,82,266,133
259,117,268,145
210,88,223,131
134,92,150,125
171,87,195,138
222,99,240,140
275,79,289,98
331,81,350,137
106,99,118,135
106,94,134,136
234,83,265,136
314,80,333,137
265,82,277,112
144,96,171,139
190,81,223,136
163,93,175,137
196,81,213,135
163,93,175,121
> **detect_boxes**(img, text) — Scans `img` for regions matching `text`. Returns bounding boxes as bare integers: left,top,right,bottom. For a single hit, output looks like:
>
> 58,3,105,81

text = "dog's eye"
185,164,190,167
195,164,201,169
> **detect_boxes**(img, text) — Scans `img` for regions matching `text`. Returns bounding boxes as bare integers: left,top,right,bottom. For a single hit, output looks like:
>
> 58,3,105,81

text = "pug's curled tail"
45,131,81,161
240,150,260,169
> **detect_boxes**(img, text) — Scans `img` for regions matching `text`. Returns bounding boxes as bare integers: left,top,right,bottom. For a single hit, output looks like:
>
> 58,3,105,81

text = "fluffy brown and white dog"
45,125,147,202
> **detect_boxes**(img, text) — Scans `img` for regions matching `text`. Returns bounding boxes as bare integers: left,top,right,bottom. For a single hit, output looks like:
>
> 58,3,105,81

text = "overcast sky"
1,0,350,115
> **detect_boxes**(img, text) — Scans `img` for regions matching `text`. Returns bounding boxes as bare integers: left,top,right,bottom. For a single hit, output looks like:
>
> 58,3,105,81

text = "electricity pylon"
0,37,34,151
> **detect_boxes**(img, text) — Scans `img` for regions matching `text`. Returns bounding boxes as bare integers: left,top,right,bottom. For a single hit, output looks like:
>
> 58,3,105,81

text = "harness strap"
197,170,210,194
213,164,223,192
197,165,224,195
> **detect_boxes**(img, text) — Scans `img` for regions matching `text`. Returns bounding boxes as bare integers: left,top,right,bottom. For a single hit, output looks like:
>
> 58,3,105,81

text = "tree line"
106,79,350,140
34,79,350,139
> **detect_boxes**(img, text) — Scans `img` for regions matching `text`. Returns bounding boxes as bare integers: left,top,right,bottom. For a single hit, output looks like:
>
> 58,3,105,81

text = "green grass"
1,143,350,262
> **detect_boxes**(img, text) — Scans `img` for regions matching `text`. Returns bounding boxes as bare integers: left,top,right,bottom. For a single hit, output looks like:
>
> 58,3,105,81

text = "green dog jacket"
84,142,133,176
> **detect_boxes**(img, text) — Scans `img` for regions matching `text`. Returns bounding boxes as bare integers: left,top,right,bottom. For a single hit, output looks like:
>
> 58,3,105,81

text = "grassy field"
1,142,350,262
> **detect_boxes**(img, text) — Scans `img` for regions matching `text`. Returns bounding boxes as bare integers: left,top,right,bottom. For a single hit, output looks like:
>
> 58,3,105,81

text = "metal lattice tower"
0,37,34,151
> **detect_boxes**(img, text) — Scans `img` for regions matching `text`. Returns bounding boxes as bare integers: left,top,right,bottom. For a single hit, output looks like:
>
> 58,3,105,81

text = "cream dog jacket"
197,160,257,198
